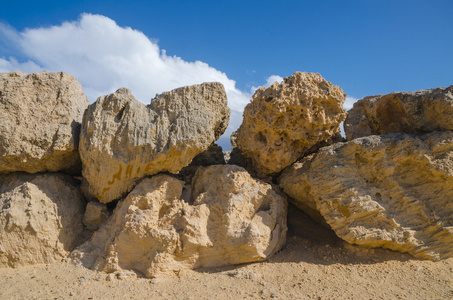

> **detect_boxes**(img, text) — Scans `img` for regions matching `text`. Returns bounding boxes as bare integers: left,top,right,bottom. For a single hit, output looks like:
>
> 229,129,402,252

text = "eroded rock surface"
236,72,346,176
344,86,453,140
0,71,89,174
79,83,230,203
71,165,287,277
83,201,110,231
279,131,453,260
0,173,85,267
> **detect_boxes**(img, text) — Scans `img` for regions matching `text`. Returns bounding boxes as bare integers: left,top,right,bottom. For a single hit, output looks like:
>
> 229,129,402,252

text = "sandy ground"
1,206,452,300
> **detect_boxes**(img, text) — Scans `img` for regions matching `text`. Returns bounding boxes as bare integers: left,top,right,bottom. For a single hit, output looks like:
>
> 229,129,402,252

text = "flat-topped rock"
344,86,453,140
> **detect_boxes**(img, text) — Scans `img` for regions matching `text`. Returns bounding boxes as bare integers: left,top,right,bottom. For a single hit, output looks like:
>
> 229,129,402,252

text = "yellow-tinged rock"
344,86,453,140
236,72,346,176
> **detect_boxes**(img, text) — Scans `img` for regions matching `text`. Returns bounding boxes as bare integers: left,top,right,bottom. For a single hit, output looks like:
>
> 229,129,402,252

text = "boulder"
177,143,225,183
0,71,89,175
71,165,287,277
0,173,85,267
235,72,347,176
344,86,453,140
83,201,110,231
79,83,230,203
279,131,453,260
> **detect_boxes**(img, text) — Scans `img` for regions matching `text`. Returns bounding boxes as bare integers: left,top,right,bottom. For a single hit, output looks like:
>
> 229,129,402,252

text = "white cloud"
0,13,253,149
344,96,358,111
249,74,284,95
0,57,42,73
264,75,284,87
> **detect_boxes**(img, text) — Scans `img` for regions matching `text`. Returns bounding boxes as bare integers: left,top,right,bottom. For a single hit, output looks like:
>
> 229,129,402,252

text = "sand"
1,207,452,299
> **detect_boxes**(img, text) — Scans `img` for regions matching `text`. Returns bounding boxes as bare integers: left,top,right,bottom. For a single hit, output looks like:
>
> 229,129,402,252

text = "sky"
1,0,452,149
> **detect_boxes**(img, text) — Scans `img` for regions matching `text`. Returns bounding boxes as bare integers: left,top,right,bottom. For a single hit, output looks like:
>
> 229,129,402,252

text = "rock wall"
1,69,452,274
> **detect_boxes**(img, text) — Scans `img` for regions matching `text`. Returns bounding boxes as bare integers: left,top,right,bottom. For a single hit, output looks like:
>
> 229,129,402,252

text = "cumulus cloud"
0,13,253,149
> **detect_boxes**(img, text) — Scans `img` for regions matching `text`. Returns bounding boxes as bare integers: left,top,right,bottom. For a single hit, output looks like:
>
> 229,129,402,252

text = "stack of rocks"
1,70,451,278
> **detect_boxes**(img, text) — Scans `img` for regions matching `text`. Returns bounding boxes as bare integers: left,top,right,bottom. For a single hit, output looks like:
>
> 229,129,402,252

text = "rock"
235,72,347,176
83,201,110,231
0,71,89,175
71,165,287,277
177,143,225,183
279,131,453,260
79,83,230,203
0,173,85,267
344,86,453,140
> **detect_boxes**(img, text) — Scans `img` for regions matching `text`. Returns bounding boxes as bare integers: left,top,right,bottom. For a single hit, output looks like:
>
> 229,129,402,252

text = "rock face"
71,165,287,277
0,173,85,267
177,143,225,183
235,72,347,176
83,201,110,232
0,71,89,174
79,83,230,203
279,131,453,260
344,86,453,141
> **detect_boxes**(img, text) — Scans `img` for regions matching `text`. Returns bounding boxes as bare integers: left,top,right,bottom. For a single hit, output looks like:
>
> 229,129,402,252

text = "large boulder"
235,72,346,176
79,83,230,203
0,71,89,175
0,173,85,267
279,131,453,260
71,165,287,277
344,86,453,141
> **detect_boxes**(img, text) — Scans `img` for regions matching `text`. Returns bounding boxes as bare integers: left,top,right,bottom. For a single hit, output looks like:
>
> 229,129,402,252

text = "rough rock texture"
279,131,453,260
83,201,110,231
344,86,453,141
177,143,225,183
236,72,347,176
0,71,89,174
0,173,85,267
71,165,287,277
79,83,230,203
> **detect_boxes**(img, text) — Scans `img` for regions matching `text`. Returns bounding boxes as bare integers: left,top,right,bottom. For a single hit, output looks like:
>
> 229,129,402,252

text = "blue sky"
1,0,452,148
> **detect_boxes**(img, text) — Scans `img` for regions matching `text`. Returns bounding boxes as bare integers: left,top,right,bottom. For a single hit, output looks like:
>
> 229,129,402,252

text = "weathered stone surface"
0,71,89,174
344,86,453,141
279,131,453,260
177,143,225,183
79,83,230,203
71,165,287,277
236,72,347,176
83,201,110,231
0,173,85,267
